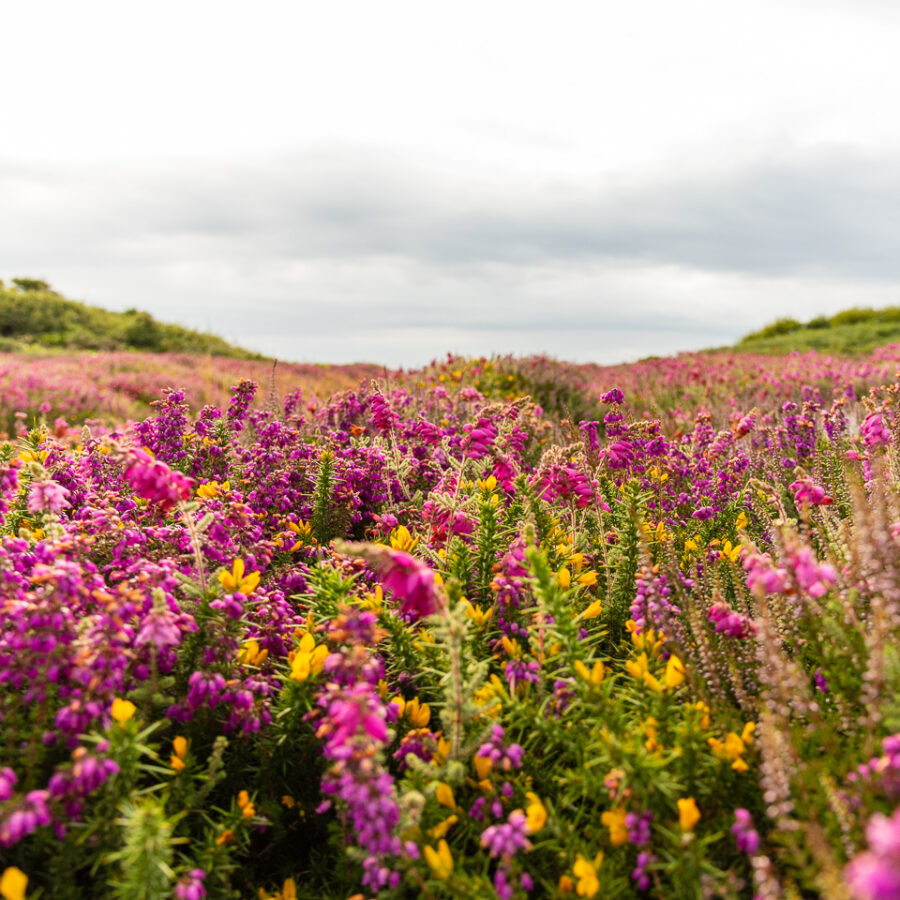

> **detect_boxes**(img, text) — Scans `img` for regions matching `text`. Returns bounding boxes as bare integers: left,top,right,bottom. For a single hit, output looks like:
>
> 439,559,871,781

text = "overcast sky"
3,0,900,366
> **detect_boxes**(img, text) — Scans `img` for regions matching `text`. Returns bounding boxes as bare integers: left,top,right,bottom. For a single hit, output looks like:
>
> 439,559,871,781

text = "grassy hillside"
0,278,266,359
738,305,900,354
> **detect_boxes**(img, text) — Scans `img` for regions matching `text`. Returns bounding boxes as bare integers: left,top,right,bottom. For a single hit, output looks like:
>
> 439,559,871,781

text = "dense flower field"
2,348,900,899
0,352,383,436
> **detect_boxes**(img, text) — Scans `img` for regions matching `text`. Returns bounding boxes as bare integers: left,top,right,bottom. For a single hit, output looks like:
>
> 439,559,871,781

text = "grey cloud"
3,146,900,278
2,145,900,364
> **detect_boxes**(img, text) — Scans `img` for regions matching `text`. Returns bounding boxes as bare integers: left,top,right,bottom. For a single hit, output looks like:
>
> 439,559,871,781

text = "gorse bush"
2,353,900,899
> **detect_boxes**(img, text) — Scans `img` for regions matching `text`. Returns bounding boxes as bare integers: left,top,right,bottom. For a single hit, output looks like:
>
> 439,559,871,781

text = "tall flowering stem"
311,608,404,892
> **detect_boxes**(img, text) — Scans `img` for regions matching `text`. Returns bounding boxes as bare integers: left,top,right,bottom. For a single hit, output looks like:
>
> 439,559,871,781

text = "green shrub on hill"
0,279,266,358
738,305,900,354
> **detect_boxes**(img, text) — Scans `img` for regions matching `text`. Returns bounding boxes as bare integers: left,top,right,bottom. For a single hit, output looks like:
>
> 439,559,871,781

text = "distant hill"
0,278,266,359
738,306,900,355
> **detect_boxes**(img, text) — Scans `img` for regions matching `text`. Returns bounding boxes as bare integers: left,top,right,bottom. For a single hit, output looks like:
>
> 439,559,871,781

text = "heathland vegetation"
4,288,900,897
0,341,899,899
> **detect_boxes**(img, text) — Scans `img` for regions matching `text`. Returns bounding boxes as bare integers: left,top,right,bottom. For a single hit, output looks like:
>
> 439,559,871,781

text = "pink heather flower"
605,440,634,470
135,607,183,650
372,549,440,621
708,602,755,639
743,552,789,595
174,869,207,900
789,546,836,599
790,478,832,507
861,412,891,448
26,480,71,515
463,417,499,459
124,449,193,510
0,768,17,802
867,812,900,859
846,852,900,900
370,393,400,431
731,809,760,855
481,809,531,857
735,413,756,437
601,388,625,404
846,808,900,899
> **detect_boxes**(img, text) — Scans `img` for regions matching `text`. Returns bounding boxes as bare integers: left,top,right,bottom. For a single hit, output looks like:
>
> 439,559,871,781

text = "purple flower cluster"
174,870,207,900
861,412,892,448
731,808,760,855
708,601,755,639
313,609,403,892
371,548,441,621
477,725,524,772
846,807,900,900
123,449,193,510
790,477,832,507
480,809,531,857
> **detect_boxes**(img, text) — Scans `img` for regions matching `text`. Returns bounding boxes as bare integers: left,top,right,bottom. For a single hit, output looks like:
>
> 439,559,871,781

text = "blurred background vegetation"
737,305,900,355
0,278,265,359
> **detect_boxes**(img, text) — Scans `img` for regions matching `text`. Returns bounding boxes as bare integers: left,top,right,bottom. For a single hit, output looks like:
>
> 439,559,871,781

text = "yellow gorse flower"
238,638,269,667
557,567,572,589
17,449,49,464
525,792,547,833
577,570,599,588
429,814,458,839
625,652,650,681
435,782,455,809
629,624,664,657
678,797,701,832
474,754,493,780
464,603,494,627
357,584,384,611
573,852,603,897
574,659,605,686
478,475,498,492
433,736,451,765
718,540,742,563
287,519,314,550
405,697,431,728
238,790,256,819
708,722,755,772
692,701,711,729
257,877,297,900
170,736,188,772
642,520,671,543
735,510,749,530
424,839,454,880
580,598,603,620
196,480,229,500
218,559,260,595
110,698,136,725
665,655,686,688
390,525,418,553
643,716,660,751
601,807,628,846
472,675,505,718
289,632,328,682
0,867,28,900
